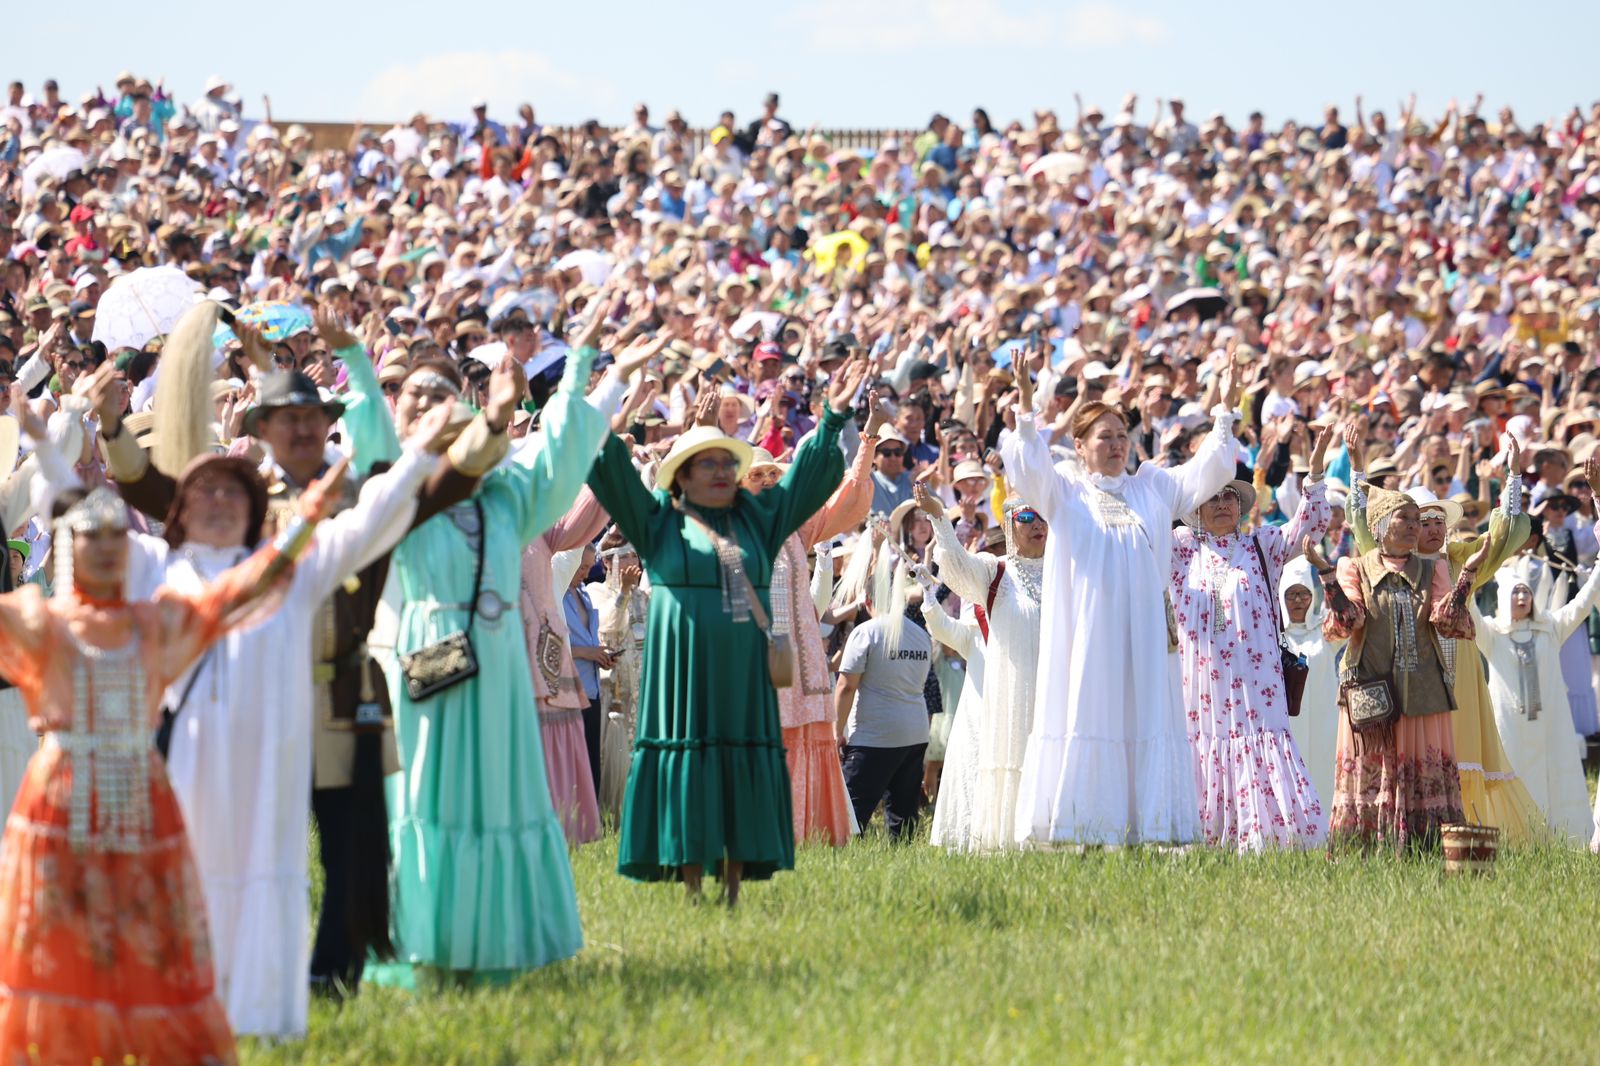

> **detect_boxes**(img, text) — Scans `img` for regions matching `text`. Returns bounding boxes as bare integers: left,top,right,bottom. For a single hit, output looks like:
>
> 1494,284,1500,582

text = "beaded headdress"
53,487,129,595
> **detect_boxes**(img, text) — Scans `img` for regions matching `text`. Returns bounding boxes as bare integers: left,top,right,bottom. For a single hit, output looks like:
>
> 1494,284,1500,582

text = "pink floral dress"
1170,485,1329,852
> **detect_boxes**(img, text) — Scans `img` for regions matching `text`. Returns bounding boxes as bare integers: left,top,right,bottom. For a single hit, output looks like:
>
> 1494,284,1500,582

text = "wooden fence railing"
290,121,909,156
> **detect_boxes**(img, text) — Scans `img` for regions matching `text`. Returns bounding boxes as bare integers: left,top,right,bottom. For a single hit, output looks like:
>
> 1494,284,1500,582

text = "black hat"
241,370,346,437
821,332,859,362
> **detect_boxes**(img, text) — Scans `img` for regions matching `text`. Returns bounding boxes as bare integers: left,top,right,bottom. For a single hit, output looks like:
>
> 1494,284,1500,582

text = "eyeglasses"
1012,510,1042,524
382,382,402,396
877,447,905,458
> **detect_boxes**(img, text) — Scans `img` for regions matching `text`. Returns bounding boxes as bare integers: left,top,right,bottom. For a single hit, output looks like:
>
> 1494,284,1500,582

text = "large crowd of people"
2,69,1600,1060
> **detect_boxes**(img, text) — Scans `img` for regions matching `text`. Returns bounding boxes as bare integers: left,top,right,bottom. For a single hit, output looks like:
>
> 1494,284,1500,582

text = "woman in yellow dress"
1344,428,1543,842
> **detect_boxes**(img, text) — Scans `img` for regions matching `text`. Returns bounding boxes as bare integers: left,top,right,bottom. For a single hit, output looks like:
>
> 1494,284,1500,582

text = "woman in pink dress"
519,486,610,845
742,395,888,845
1169,428,1331,852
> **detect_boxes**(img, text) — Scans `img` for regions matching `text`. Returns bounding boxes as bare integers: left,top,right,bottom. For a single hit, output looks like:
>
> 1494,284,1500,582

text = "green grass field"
240,826,1600,1065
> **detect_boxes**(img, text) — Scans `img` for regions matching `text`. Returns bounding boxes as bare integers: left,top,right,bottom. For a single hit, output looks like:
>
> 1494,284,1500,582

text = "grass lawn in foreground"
241,829,1600,1064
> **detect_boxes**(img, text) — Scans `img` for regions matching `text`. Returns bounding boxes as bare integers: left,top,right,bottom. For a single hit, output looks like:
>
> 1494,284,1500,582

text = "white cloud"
1062,3,1169,47
781,0,1164,51
355,50,613,121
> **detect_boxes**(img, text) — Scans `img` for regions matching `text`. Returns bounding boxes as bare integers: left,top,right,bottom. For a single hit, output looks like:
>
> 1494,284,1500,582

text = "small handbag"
400,500,485,701
679,506,793,689
1341,676,1400,732
1252,537,1309,717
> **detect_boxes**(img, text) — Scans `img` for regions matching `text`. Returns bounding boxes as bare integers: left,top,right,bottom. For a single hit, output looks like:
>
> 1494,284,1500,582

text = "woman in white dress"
1278,557,1344,830
1001,357,1242,847
922,589,986,851
1473,556,1599,842
919,483,1045,851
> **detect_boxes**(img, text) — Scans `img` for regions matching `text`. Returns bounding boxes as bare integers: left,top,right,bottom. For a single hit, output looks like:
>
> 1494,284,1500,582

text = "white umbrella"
555,249,613,287
731,311,783,341
21,146,87,198
464,341,507,366
1025,151,1086,183
91,266,204,351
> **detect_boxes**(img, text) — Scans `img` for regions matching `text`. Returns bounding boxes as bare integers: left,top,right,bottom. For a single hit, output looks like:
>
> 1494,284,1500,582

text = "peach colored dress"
776,435,875,846
0,546,280,1066
519,487,610,845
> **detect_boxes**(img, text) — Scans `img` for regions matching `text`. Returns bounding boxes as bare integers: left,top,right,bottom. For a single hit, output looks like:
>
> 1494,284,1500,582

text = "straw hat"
1405,486,1464,527
654,426,753,491
747,446,786,475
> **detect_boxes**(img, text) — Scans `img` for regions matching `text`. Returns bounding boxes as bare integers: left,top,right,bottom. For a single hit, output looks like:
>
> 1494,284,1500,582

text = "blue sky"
10,1,1599,131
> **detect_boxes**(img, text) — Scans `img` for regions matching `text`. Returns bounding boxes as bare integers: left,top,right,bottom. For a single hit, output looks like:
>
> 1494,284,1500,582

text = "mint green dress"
368,348,605,976
586,406,846,881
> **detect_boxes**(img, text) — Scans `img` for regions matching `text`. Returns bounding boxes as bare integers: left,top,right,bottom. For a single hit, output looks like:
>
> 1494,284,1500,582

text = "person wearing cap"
1313,482,1489,851
1171,427,1332,851
584,358,863,904
919,478,1048,852
869,423,915,514
1473,552,1600,844
743,394,889,847
1002,359,1245,848
1344,429,1544,840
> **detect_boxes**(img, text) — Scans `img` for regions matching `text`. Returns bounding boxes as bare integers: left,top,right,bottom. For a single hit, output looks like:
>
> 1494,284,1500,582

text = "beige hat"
1405,486,1464,527
951,459,992,488
655,425,754,491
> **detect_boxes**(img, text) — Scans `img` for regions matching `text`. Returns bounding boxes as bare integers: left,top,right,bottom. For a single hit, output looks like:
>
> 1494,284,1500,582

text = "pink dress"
519,486,610,845
1170,486,1330,852
776,435,876,845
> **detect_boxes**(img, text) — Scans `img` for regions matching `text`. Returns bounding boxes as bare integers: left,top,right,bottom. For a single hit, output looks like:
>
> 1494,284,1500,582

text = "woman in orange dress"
0,468,343,1065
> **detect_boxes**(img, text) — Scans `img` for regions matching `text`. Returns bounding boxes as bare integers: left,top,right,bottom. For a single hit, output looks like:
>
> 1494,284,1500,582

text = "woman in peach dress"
0,470,340,1065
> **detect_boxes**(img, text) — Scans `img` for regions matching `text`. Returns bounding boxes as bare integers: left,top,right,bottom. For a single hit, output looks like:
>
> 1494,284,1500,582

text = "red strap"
976,560,1006,643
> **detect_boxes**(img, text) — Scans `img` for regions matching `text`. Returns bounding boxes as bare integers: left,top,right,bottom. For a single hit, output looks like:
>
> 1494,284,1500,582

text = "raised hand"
82,362,126,433
408,401,457,456
1015,357,1034,412
1309,425,1334,481
1340,418,1365,471
235,320,273,371
9,383,45,442
1303,536,1333,574
913,481,944,518
485,357,526,431
863,388,890,437
693,385,720,427
827,356,868,415
1219,348,1246,411
314,309,359,353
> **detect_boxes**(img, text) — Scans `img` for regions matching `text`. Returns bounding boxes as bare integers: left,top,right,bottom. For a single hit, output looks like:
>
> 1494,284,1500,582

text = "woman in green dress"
587,358,866,905
374,343,609,982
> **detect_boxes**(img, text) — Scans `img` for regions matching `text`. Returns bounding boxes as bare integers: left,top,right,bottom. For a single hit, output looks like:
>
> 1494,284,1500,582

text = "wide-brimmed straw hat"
1405,486,1464,527
655,425,754,491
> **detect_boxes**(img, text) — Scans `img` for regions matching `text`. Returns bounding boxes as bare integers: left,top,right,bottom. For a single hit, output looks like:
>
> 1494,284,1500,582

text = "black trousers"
310,785,362,994
584,695,603,791
842,743,927,841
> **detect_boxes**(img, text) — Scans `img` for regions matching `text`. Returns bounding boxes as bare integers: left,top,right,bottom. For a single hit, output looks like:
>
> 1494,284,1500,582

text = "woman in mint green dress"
365,345,607,980
586,360,864,904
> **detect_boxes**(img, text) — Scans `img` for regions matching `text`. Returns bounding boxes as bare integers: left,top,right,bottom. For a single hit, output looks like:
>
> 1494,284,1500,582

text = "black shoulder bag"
1252,535,1308,717
399,499,485,701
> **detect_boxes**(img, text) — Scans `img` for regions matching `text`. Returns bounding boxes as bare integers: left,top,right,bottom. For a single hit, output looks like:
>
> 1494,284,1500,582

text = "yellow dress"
1349,498,1545,843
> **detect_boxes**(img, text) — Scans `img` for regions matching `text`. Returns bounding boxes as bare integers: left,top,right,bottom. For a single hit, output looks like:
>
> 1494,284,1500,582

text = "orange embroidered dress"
0,550,276,1066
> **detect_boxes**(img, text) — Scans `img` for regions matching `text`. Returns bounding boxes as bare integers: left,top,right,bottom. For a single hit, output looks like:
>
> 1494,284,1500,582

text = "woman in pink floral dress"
1170,429,1331,852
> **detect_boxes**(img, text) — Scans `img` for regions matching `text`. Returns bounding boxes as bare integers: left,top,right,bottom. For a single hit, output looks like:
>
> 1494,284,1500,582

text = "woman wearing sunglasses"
917,483,1047,852
1002,349,1246,848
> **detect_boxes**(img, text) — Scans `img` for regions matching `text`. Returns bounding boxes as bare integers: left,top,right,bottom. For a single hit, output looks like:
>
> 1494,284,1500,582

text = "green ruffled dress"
586,406,846,880
368,347,606,979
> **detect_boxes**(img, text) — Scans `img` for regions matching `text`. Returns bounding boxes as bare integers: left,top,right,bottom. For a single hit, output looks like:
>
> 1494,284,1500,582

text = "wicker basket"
1441,823,1500,876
